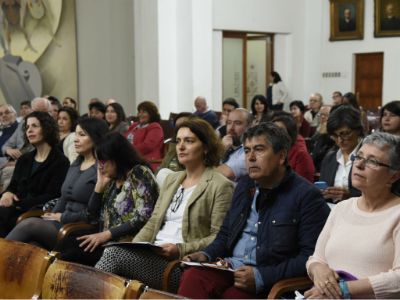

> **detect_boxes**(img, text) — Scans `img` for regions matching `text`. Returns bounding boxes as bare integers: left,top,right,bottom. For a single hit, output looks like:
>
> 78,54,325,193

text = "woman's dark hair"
58,107,79,132
173,112,194,127
289,100,306,114
106,102,126,126
250,95,269,116
175,117,223,167
271,112,298,146
96,132,150,180
137,101,161,123
327,104,363,137
24,111,59,147
381,100,400,119
271,71,282,83
77,118,109,148
342,92,359,110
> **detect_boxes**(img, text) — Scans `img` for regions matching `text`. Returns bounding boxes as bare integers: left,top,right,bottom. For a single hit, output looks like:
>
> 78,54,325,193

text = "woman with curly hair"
0,111,70,237
124,101,164,170
96,117,234,292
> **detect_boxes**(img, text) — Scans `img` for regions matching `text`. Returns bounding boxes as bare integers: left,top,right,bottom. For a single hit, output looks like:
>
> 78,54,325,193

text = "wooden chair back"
0,238,56,299
41,259,128,299
139,287,185,299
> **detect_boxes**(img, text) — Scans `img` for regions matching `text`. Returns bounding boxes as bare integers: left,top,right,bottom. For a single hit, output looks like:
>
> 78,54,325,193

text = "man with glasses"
0,104,18,153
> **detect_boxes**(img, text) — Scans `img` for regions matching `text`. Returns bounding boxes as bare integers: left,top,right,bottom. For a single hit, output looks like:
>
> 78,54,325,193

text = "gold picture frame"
329,0,364,41
374,0,400,37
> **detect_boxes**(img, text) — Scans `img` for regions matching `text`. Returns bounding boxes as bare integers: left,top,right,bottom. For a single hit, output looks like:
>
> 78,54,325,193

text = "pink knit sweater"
306,197,400,299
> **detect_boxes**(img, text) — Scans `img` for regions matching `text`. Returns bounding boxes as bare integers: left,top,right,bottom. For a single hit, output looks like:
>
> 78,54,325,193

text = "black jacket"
6,147,70,211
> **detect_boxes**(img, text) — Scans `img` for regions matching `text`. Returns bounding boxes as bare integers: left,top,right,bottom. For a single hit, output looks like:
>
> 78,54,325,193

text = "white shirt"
333,146,358,188
154,185,197,245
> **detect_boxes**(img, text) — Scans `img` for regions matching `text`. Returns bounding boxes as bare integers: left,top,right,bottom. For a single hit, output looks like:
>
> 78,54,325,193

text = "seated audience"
157,112,193,173
0,97,51,191
309,105,335,173
17,100,32,122
6,118,108,249
178,123,329,298
342,92,369,133
290,100,311,138
0,111,69,237
0,104,18,151
305,132,400,299
216,98,239,138
48,96,62,121
331,91,343,106
62,97,78,110
89,101,106,119
250,94,272,126
64,132,159,265
272,113,315,182
105,102,129,134
124,101,164,171
193,96,219,129
217,108,252,182
58,107,80,163
304,93,323,135
320,105,362,204
95,118,234,291
380,100,400,136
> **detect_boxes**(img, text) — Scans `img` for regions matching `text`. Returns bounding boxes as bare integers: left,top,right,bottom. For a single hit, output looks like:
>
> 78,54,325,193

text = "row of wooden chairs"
0,238,184,299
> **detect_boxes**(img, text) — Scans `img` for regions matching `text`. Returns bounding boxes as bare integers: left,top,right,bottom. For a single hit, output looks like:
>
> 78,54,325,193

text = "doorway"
355,52,383,110
222,32,274,108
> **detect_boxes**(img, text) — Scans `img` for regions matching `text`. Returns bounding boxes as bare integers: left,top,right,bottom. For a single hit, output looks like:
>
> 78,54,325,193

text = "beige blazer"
133,167,234,257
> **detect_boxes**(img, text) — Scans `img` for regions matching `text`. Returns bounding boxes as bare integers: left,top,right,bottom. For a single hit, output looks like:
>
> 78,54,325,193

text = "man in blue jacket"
178,122,330,298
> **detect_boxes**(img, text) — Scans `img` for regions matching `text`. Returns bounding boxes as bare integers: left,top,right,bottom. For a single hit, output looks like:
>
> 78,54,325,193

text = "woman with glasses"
305,132,400,299
319,105,363,204
95,117,234,292
61,132,159,265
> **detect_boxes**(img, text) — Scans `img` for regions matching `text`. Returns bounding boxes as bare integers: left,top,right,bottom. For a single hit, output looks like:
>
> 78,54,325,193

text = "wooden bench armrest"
267,276,313,299
57,222,97,241
17,210,45,224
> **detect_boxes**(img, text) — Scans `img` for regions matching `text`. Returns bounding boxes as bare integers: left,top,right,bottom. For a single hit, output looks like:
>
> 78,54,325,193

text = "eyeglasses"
331,129,354,140
350,154,392,170
170,187,185,213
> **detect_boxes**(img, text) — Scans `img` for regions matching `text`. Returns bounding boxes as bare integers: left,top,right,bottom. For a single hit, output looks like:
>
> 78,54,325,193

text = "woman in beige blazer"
95,117,234,291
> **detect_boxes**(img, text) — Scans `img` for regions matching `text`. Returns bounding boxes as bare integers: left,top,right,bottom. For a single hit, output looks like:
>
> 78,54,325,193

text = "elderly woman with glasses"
319,105,363,204
305,132,400,299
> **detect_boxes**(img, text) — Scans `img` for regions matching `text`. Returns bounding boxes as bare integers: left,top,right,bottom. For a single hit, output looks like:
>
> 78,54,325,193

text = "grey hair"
362,132,400,171
0,103,16,115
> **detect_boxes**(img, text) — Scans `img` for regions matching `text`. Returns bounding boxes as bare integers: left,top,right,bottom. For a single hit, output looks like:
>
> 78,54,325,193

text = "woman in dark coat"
0,111,70,237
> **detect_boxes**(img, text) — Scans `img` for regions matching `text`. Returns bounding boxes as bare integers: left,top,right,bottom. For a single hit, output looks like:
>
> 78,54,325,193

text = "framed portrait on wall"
375,0,400,37
329,0,364,41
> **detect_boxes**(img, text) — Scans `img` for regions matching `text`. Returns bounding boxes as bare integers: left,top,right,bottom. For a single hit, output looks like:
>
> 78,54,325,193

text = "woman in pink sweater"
125,101,164,171
305,132,400,299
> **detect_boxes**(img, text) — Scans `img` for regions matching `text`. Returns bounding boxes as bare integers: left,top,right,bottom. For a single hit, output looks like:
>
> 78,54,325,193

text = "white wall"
75,0,135,114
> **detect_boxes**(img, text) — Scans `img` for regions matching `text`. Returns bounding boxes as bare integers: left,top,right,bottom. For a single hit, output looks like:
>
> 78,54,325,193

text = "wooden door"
355,52,383,110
